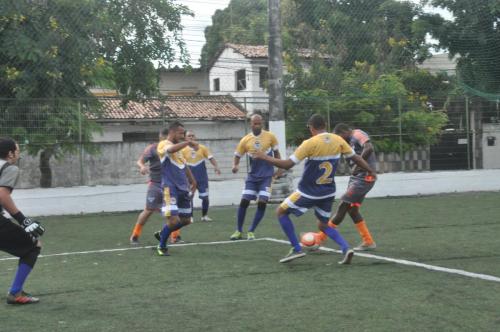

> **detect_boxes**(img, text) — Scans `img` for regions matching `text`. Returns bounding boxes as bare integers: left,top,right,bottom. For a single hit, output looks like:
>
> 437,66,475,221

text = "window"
213,78,220,92
259,67,268,88
236,69,246,91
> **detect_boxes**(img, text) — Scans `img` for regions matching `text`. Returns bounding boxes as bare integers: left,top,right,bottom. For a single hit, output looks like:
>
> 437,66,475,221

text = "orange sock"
355,220,374,244
316,221,337,243
171,229,181,241
131,224,143,238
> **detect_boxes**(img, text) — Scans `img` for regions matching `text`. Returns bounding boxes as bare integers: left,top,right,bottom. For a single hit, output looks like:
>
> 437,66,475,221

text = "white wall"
92,121,246,143
209,48,268,114
159,71,209,95
482,123,500,169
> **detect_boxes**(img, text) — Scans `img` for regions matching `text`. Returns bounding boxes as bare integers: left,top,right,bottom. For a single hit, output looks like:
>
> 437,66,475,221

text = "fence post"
78,101,84,185
465,96,471,170
326,100,331,132
398,97,404,171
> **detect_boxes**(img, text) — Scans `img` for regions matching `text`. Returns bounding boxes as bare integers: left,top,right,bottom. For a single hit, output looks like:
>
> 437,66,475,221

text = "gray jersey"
348,129,376,177
141,143,161,184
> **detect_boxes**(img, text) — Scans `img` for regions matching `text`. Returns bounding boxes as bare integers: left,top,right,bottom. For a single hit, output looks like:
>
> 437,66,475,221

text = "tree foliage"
0,0,191,187
423,0,500,95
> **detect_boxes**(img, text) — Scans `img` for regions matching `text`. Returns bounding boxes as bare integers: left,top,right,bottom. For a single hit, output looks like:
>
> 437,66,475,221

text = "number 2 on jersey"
316,161,333,184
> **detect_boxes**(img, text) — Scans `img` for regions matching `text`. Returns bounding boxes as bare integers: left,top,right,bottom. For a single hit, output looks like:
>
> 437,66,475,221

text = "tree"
423,0,500,95
0,0,191,187
200,0,268,68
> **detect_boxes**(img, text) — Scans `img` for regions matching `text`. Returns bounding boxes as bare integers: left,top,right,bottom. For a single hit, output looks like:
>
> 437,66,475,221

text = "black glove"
21,218,45,238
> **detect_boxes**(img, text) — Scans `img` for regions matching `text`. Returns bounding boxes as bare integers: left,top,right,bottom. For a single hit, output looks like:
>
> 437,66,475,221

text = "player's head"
250,114,263,136
307,114,327,136
185,130,196,141
159,128,169,141
0,137,20,164
167,121,185,144
333,123,352,141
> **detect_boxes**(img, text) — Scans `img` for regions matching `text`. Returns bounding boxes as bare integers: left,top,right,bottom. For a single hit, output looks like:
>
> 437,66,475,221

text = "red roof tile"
98,96,246,121
226,43,333,59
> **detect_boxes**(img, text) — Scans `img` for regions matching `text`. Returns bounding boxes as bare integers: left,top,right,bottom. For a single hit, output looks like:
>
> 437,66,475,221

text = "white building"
158,67,209,96
208,43,332,115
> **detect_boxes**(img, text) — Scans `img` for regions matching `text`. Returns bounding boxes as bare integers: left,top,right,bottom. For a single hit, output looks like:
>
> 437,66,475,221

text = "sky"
174,0,453,68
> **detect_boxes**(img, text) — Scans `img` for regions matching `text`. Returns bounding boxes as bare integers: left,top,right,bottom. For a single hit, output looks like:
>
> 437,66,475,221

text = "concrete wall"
482,123,500,169
17,121,249,189
92,120,246,142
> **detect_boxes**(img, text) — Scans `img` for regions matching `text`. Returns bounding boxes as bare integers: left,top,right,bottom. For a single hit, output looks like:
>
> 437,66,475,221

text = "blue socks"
9,263,32,295
278,214,301,252
159,222,183,247
249,204,266,232
201,198,209,216
323,226,349,253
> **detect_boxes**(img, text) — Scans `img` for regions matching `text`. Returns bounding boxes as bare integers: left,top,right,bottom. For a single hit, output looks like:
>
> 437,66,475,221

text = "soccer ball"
300,232,319,249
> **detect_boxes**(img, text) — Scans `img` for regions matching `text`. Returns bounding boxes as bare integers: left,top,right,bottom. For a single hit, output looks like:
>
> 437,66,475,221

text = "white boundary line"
263,237,500,283
1,237,499,284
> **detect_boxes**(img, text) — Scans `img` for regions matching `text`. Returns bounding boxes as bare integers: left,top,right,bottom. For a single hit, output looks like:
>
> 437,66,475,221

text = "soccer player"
182,131,221,222
230,114,281,240
129,128,169,245
315,124,377,250
0,138,45,304
156,121,198,256
252,115,376,264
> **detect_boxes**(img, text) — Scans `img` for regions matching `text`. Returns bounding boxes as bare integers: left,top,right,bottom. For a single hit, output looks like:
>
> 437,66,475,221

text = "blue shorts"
242,177,273,202
161,185,192,218
280,191,334,223
197,181,209,199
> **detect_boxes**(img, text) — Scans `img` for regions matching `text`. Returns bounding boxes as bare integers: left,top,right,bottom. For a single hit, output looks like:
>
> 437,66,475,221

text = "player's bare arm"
209,158,221,175
232,155,240,173
350,154,377,180
136,155,148,175
253,151,295,170
185,167,197,194
0,186,20,215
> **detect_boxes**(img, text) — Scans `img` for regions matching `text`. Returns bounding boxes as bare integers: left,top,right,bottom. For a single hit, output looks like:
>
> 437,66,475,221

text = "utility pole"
268,0,286,159
268,0,292,202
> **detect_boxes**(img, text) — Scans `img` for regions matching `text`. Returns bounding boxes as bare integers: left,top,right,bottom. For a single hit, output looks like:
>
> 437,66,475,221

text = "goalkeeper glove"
21,218,45,238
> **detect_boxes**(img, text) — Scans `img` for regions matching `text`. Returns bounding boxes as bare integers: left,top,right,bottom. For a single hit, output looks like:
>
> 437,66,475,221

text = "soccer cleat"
129,236,140,245
154,231,161,242
230,231,242,240
338,249,354,265
6,291,40,305
156,245,170,256
279,248,306,263
353,242,377,251
170,235,185,244
201,216,213,222
247,232,255,240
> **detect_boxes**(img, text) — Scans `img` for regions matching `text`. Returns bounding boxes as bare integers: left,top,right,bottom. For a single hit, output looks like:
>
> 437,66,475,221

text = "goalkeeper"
0,138,45,305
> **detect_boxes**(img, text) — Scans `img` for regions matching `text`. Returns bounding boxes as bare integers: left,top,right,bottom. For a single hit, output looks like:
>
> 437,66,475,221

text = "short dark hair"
0,137,17,159
307,114,326,130
333,123,351,134
160,128,169,137
168,121,184,131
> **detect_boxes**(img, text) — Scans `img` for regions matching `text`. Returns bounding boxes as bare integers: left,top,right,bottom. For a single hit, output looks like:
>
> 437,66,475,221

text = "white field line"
263,237,500,283
0,238,268,262
1,237,499,284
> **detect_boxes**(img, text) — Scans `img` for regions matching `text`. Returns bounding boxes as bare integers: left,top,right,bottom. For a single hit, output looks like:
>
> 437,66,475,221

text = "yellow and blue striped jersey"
290,133,354,199
157,139,189,191
235,130,279,179
182,144,212,183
